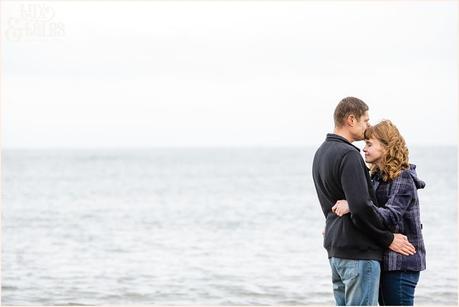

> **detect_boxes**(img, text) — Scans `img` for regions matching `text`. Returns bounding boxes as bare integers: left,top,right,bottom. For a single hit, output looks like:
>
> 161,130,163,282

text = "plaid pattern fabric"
372,165,427,272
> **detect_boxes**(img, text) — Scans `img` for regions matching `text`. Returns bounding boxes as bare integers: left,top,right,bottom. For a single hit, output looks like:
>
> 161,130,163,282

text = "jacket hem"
326,247,383,261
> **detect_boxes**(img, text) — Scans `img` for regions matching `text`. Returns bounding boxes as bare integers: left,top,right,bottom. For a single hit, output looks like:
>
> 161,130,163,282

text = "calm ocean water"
1,146,457,305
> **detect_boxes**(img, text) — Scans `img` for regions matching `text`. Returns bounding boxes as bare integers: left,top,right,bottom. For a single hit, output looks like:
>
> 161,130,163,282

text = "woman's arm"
333,170,415,232
370,171,415,232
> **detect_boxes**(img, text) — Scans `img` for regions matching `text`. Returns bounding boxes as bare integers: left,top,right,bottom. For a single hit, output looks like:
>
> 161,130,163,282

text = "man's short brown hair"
334,97,369,128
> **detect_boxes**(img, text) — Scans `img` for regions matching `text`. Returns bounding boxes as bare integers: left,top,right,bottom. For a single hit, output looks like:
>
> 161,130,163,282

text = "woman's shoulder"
398,168,413,179
395,164,426,189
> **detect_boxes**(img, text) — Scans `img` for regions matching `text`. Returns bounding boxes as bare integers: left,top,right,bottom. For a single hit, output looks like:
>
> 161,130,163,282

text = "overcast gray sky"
1,1,457,148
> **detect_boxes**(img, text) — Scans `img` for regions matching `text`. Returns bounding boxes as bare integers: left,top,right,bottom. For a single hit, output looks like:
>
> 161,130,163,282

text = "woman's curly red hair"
364,120,409,181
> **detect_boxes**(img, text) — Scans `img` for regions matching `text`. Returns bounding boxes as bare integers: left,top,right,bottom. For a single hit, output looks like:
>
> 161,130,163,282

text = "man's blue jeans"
328,257,381,306
379,270,420,306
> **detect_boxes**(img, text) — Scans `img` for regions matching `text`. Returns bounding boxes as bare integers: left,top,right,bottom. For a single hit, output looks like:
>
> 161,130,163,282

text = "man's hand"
389,233,416,256
332,200,350,217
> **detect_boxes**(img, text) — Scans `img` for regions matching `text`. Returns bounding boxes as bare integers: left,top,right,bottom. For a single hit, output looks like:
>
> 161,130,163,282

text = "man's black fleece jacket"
312,134,394,261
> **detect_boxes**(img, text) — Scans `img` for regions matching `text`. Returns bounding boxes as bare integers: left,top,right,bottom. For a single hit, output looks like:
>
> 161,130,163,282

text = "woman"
332,120,426,306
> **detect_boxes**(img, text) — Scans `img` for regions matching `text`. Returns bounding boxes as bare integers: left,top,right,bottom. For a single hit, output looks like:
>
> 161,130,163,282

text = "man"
312,97,416,306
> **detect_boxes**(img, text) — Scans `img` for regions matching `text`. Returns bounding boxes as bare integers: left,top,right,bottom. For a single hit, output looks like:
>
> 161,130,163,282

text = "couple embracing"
312,97,426,306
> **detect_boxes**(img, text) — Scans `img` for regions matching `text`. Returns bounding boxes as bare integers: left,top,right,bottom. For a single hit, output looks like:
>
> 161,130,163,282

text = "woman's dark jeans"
379,270,420,306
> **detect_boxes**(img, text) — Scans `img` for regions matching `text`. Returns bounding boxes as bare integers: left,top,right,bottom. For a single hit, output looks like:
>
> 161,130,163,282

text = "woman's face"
363,137,386,165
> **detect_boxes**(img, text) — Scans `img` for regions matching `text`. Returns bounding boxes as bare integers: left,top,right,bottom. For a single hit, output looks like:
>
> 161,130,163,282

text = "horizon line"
2,144,457,150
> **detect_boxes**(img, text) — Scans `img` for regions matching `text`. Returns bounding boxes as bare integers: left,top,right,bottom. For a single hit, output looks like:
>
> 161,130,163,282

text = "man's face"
353,111,370,141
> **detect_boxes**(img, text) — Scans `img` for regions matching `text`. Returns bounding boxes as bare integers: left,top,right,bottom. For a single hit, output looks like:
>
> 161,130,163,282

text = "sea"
1,146,457,305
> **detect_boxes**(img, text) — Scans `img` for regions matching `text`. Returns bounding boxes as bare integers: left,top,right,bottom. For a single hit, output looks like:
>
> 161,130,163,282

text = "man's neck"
333,128,355,143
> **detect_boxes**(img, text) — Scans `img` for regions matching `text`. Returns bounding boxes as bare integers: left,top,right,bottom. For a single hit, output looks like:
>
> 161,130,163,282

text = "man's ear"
346,114,356,127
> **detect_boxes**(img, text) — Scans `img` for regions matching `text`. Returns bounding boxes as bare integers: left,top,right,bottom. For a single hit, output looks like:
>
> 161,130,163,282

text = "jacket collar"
326,133,361,152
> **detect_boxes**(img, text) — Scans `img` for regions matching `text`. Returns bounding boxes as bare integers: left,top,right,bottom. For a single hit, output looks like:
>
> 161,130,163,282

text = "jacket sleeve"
373,171,414,232
340,151,394,248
